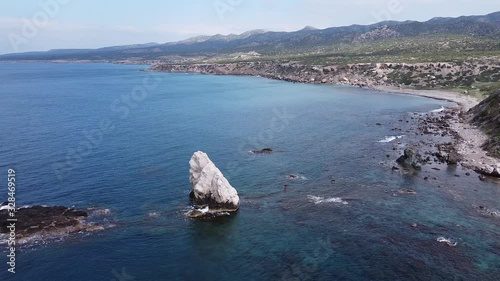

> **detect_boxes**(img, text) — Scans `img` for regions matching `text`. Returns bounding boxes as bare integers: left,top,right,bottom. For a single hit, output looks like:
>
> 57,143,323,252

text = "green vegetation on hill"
469,91,500,157
279,35,500,65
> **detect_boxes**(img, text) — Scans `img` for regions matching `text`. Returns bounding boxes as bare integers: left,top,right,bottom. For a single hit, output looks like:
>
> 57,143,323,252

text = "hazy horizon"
1,0,499,54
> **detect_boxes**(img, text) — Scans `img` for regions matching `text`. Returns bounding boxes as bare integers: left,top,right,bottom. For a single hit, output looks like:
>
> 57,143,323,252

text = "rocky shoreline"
389,104,500,181
149,62,500,180
148,61,498,97
147,61,482,110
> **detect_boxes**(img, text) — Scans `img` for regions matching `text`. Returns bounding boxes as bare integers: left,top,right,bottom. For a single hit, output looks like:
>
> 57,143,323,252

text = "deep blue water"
0,63,499,281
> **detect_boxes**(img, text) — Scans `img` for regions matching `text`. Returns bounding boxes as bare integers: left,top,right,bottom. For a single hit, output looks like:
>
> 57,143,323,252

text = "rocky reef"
0,204,107,244
188,151,240,219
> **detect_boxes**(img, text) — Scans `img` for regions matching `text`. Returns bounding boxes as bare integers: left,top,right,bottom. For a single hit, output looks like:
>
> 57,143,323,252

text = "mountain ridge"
0,11,499,61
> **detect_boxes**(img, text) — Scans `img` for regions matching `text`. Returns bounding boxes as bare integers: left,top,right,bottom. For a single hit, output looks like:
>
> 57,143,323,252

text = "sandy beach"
372,85,479,111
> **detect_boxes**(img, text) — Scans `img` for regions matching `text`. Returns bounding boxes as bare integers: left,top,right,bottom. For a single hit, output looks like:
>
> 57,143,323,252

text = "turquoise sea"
0,63,498,280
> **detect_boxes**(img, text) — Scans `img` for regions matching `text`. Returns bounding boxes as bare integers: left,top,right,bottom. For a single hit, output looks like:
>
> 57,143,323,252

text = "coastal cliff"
148,61,499,96
469,90,500,158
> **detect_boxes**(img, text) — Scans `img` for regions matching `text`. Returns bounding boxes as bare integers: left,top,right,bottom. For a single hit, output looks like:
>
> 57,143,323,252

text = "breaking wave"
437,237,458,247
431,106,445,113
286,174,308,180
378,135,405,143
307,195,348,205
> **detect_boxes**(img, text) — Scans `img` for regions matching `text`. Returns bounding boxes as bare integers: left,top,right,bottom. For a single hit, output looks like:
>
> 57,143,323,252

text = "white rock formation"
189,151,240,211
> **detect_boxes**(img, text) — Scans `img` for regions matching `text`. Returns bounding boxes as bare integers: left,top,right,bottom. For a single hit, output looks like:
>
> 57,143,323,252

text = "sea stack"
188,151,240,217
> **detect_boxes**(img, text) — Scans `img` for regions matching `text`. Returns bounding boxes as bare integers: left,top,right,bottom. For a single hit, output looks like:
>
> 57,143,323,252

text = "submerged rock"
252,148,273,154
474,205,500,218
399,189,417,195
189,151,240,214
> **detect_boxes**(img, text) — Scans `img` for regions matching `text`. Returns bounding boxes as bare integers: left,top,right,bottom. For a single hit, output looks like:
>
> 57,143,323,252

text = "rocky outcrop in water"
396,148,422,170
188,151,240,218
252,148,273,154
0,204,105,243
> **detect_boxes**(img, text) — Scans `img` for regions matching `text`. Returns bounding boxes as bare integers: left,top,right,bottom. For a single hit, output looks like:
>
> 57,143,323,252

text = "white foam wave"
199,206,209,213
431,106,445,113
307,195,348,205
184,206,232,218
286,174,308,180
378,135,405,143
0,234,8,245
437,237,457,247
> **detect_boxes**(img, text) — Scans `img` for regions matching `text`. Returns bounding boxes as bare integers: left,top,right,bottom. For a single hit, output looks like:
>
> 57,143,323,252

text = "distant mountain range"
1,11,499,61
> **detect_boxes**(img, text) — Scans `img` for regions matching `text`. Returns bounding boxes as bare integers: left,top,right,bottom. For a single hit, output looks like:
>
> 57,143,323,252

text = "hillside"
149,61,499,95
469,91,500,157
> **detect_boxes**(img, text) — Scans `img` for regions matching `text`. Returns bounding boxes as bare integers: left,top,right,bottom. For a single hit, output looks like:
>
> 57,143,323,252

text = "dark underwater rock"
252,148,273,154
0,205,96,239
0,205,87,233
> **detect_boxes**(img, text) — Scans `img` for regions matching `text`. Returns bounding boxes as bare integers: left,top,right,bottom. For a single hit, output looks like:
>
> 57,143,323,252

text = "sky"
0,0,498,54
